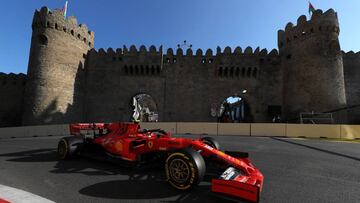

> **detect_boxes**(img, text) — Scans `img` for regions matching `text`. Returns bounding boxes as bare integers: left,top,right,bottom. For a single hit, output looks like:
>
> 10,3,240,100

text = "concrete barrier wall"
176,122,218,135
0,126,26,138
140,122,177,134
1,122,360,139
340,125,360,139
0,124,70,139
251,123,286,137
286,124,341,138
218,123,250,136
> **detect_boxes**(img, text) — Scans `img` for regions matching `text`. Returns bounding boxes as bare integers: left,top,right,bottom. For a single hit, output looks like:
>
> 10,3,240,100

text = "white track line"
0,184,55,203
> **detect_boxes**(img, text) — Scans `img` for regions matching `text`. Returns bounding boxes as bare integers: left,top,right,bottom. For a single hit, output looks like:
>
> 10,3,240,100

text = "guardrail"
0,123,359,139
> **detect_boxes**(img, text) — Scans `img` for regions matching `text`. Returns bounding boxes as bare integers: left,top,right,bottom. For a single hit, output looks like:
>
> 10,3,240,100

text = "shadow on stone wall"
29,61,86,125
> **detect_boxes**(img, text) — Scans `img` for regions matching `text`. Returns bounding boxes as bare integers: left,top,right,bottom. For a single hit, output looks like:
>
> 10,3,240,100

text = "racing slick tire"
57,136,84,160
201,137,220,150
165,148,206,190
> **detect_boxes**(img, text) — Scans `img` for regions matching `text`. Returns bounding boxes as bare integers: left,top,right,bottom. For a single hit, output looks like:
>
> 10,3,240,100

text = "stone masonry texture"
0,7,359,127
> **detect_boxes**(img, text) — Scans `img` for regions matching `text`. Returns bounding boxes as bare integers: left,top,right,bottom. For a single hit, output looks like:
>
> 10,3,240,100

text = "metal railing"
300,112,333,124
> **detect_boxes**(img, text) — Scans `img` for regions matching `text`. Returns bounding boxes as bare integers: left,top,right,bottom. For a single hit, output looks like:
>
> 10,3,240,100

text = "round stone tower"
22,7,94,125
279,9,347,122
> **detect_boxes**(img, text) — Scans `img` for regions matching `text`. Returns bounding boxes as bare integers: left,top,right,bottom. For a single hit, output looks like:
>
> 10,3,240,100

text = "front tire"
57,136,83,160
201,137,220,150
165,148,205,190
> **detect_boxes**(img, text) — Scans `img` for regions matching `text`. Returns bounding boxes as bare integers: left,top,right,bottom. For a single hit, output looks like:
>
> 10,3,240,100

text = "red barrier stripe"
0,198,10,203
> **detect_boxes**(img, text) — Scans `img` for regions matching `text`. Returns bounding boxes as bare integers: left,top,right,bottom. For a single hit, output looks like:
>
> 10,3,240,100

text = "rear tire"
201,137,220,150
57,136,83,160
165,148,205,190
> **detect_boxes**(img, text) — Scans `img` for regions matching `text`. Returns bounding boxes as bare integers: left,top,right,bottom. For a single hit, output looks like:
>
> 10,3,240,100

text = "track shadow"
52,157,236,202
271,137,360,162
0,148,238,202
0,148,58,162
79,178,234,203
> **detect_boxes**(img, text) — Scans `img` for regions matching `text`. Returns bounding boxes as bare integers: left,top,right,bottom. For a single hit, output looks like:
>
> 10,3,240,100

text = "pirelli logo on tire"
165,149,203,191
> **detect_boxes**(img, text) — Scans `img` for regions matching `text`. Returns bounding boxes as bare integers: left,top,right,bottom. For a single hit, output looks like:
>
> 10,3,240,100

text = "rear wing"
69,122,140,137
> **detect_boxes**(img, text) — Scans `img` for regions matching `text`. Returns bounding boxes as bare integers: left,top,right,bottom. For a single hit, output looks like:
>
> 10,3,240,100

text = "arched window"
55,23,58,29
241,67,246,76
124,65,128,74
224,67,228,77
47,22,50,27
156,65,161,74
236,67,240,77
247,67,251,77
129,65,133,75
230,67,234,77
151,66,155,75
38,34,48,45
140,65,144,75
77,34,81,39
146,65,150,75
135,65,139,75
218,67,223,76
71,30,74,36
253,68,258,78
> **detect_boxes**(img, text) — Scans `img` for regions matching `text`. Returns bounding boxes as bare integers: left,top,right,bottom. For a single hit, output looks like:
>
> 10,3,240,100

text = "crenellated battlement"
32,7,94,47
278,9,340,49
85,44,280,81
0,73,27,87
342,50,360,58
88,44,279,59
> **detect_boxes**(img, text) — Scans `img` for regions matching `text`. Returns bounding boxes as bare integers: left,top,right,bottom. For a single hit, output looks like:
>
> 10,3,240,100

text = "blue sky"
1,0,359,74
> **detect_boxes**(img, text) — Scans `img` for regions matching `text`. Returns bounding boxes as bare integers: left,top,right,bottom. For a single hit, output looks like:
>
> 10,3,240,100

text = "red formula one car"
57,122,264,202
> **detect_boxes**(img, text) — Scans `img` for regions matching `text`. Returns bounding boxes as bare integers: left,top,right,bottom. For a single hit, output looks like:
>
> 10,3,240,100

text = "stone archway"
217,96,251,123
131,93,158,122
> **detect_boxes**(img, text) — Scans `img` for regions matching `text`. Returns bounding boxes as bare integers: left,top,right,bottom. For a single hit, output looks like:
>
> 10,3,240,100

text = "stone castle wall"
343,51,360,123
0,73,26,127
83,45,281,123
1,7,359,127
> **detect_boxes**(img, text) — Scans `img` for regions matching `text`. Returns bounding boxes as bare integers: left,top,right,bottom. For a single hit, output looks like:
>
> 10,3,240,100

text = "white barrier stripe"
0,184,55,203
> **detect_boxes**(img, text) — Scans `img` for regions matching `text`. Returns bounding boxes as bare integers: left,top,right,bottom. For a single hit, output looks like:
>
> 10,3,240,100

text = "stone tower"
279,9,347,121
22,7,94,125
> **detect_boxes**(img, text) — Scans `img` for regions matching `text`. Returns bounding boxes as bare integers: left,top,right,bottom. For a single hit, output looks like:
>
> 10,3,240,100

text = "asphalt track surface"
0,135,359,203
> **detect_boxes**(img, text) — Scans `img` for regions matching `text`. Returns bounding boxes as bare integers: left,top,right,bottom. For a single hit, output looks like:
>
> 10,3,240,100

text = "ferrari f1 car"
57,122,264,202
